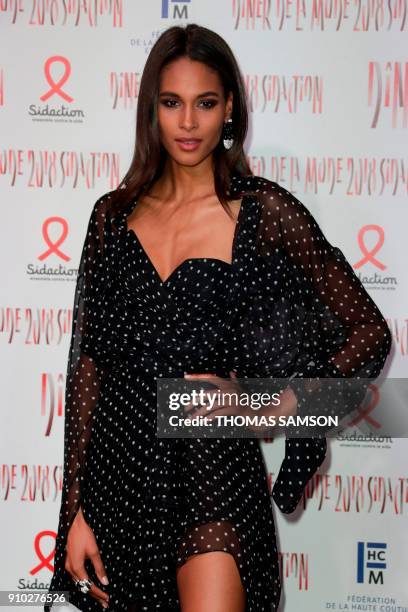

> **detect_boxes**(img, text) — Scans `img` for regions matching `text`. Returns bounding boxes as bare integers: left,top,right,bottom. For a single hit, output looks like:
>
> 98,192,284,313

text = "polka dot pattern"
45,174,391,611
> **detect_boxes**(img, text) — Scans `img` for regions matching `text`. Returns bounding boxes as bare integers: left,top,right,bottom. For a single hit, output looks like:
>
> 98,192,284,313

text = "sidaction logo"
161,0,191,19
31,531,56,575
353,224,397,290
26,216,78,281
3,528,64,596
28,56,85,124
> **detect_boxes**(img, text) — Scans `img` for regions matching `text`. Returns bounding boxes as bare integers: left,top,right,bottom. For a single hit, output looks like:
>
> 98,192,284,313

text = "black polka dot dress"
45,175,391,612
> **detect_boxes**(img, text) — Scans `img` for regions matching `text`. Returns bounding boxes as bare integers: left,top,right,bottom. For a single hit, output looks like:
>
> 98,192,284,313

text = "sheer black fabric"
227,177,391,513
229,176,391,381
45,175,391,611
45,199,117,610
61,200,111,536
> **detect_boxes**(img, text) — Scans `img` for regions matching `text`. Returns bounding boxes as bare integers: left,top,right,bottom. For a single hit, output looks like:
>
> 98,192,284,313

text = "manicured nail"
101,576,109,585
102,603,108,609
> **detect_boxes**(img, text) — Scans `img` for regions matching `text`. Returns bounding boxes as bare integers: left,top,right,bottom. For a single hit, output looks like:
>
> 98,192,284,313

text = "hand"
183,372,298,433
183,371,241,419
65,506,110,609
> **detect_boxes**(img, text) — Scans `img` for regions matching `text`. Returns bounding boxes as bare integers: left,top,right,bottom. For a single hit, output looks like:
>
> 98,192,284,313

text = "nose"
179,104,197,131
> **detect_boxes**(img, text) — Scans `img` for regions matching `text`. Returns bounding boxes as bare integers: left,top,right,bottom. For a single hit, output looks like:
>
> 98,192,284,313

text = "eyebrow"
159,91,220,98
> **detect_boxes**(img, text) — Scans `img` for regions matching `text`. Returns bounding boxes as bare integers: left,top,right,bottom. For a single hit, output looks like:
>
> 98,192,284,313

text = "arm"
272,185,392,425
257,182,392,513
57,196,111,548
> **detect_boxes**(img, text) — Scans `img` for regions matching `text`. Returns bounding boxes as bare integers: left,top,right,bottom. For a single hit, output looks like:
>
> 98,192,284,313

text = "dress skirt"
74,363,282,611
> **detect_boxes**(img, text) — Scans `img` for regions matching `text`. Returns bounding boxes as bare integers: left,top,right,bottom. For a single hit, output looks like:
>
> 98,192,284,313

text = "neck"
152,155,216,204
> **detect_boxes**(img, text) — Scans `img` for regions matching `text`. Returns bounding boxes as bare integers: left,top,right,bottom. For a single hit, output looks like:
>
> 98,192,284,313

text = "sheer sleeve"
55,196,112,551
252,180,392,513
276,187,391,379
266,184,392,425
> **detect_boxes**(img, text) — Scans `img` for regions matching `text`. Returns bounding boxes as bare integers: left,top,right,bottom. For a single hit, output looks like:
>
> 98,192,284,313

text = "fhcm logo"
357,542,387,584
162,0,191,18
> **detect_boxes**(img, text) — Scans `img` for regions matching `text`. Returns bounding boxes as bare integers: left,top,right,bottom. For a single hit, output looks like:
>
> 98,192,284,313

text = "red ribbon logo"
40,56,74,103
30,530,56,574
353,224,386,270
38,217,70,262
348,384,381,429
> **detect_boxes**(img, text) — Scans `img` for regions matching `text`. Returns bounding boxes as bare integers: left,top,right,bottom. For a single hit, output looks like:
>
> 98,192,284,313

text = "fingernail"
102,603,108,609
101,576,109,585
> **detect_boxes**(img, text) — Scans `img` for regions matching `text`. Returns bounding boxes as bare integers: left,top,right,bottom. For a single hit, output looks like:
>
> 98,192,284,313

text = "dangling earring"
222,118,234,150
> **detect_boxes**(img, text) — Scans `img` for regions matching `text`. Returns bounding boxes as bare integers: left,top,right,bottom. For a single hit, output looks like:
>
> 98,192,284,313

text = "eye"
159,98,218,109
160,99,180,108
199,99,218,109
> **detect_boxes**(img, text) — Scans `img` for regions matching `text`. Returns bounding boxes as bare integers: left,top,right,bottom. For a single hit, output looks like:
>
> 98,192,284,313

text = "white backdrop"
0,1,407,610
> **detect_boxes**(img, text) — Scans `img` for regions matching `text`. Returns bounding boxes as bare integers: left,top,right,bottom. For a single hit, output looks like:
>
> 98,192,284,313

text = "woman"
45,24,391,612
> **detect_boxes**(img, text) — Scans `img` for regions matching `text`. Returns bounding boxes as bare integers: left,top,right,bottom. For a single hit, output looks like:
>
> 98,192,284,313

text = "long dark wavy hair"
110,23,252,218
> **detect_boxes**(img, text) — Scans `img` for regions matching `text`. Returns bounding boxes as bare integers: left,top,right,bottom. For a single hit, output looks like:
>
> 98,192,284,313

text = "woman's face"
157,56,232,167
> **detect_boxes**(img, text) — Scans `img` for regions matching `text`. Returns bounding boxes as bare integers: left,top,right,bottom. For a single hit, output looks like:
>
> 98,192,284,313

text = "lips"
175,138,202,143
174,138,203,152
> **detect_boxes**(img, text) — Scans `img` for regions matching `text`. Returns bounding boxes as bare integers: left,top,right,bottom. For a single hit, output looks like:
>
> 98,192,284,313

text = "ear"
224,91,233,121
